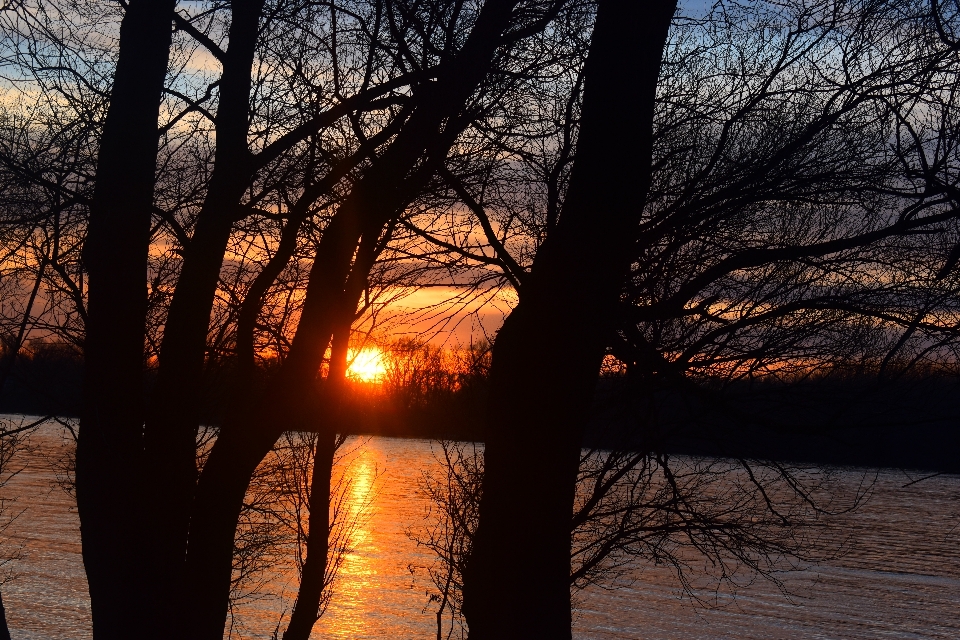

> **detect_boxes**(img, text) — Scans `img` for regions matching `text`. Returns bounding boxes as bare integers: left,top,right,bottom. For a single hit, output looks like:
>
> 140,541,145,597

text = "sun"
346,346,387,382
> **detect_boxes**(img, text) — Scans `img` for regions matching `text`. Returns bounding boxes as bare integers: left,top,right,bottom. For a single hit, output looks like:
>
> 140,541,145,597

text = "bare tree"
5,0,958,638
411,436,866,640
452,1,679,635
410,441,483,640
0,415,54,639
224,430,370,640
1,1,583,637
388,0,960,637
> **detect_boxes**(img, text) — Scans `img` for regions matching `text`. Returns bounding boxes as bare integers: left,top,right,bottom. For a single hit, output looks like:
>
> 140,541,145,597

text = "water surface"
1,418,958,639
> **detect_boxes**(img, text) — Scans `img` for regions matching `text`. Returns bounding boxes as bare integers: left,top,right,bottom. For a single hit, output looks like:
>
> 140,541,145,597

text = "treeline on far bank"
588,364,960,474
0,338,492,440
0,339,84,417
2,339,959,472
335,339,492,441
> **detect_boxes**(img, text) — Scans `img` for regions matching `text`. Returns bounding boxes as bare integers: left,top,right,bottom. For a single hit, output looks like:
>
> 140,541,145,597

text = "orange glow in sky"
346,347,387,382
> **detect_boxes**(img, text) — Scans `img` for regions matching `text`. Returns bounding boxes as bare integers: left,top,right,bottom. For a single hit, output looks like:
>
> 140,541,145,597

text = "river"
0,417,958,639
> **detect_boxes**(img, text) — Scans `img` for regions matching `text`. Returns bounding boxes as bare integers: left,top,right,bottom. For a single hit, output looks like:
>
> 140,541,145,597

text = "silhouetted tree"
391,0,960,637
1,0,583,638
5,0,960,638
410,441,483,640
454,1,679,636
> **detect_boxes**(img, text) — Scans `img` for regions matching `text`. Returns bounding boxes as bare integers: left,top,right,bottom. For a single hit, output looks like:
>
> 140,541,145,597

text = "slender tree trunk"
180,202,367,638
461,1,677,638
282,325,349,640
139,1,266,633
282,431,336,640
75,0,174,636
179,235,355,640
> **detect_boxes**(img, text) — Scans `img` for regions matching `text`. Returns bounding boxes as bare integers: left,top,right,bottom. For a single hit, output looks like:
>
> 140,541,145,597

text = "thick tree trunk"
75,0,174,637
461,1,677,638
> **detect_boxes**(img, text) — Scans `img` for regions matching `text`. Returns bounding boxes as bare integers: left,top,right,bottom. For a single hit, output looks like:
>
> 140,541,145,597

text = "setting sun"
346,347,387,382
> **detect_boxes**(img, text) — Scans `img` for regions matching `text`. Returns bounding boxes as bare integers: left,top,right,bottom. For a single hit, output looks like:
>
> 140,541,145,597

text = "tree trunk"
0,590,11,640
75,0,174,637
282,431,336,640
179,227,357,639
284,260,417,639
282,325,348,640
138,1,267,634
180,411,286,640
461,1,677,638
180,3,523,636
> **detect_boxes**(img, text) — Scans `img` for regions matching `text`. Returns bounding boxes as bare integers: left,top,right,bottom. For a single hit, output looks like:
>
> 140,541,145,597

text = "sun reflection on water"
320,442,380,637
234,437,450,638
311,437,443,638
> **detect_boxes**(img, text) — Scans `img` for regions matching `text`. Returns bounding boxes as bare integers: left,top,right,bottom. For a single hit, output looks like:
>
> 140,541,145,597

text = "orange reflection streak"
321,444,379,637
